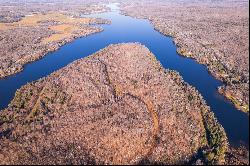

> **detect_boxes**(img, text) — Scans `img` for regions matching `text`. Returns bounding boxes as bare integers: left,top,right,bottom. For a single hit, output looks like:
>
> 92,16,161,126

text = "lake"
0,3,248,148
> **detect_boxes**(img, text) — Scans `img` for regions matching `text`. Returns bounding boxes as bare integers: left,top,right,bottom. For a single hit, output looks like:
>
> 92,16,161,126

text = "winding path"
0,3,248,148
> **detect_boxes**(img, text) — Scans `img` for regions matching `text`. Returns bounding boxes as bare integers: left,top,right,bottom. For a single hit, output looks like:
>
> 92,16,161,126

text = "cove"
0,4,248,148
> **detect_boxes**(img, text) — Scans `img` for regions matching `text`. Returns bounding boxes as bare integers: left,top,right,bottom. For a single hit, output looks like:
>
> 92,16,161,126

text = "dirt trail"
0,43,213,164
97,59,160,162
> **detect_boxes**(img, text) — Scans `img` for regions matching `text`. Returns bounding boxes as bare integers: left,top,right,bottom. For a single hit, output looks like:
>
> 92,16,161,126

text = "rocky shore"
0,43,228,165
120,0,249,113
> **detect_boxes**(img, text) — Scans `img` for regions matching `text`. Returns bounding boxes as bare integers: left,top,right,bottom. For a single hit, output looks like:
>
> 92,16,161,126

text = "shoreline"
0,27,104,79
0,43,229,164
119,7,249,114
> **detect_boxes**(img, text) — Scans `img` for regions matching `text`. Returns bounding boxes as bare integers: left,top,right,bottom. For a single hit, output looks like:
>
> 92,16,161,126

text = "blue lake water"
0,4,249,148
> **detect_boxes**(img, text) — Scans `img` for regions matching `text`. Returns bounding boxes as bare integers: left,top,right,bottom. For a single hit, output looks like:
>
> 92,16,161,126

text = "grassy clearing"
42,24,79,43
0,12,94,43
0,12,92,30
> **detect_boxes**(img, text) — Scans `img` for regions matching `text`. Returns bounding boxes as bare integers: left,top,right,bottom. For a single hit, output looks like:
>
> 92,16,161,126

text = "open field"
0,1,248,165
120,0,249,113
0,2,110,78
0,13,93,30
0,0,111,23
